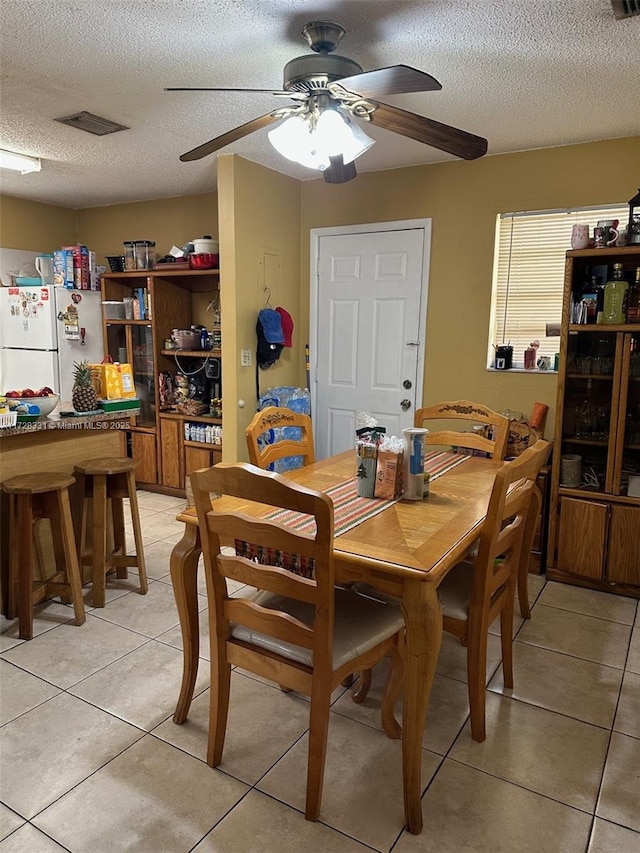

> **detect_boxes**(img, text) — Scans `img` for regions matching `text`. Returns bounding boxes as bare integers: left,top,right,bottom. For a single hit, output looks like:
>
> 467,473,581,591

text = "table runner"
263,449,470,538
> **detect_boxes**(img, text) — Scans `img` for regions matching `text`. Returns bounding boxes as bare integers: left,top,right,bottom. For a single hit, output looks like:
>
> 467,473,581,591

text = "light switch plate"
241,349,252,367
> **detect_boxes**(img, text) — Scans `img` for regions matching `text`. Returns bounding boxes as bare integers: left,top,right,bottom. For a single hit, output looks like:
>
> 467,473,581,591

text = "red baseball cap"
276,306,294,347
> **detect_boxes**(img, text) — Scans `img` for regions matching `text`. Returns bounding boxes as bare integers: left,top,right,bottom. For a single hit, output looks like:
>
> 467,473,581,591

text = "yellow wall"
77,193,219,266
217,155,302,460
4,136,637,450
300,137,639,436
0,194,77,251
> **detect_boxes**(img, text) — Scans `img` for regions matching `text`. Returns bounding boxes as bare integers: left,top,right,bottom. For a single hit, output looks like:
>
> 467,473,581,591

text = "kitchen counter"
0,405,138,439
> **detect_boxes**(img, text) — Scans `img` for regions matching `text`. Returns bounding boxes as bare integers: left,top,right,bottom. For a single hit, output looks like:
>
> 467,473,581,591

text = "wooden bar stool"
74,457,148,608
2,472,86,640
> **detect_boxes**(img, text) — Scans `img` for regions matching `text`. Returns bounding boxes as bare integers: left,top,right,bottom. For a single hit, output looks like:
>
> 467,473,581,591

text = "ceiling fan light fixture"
268,115,330,171
340,118,375,165
267,108,374,172
0,148,41,174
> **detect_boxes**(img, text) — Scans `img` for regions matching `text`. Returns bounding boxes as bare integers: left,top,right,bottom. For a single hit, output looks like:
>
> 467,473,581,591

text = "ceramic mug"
570,224,590,249
594,220,619,248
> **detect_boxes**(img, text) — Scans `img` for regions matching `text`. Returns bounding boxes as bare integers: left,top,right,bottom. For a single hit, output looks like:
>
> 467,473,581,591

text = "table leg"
400,578,442,835
170,523,202,724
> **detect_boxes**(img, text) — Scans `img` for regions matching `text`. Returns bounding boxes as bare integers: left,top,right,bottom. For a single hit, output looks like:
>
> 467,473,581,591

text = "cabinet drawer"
607,505,640,586
557,497,608,580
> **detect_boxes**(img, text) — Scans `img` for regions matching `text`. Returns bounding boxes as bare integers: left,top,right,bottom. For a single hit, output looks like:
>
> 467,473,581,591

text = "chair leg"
518,486,541,619
306,680,332,821
207,648,231,768
126,470,148,595
381,644,403,740
500,595,515,691
466,623,488,743
351,668,372,703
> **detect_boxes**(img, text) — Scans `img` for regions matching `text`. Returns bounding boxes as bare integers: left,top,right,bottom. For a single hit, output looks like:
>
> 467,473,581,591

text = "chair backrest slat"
224,598,315,649
191,462,334,668
246,406,315,469
414,400,510,460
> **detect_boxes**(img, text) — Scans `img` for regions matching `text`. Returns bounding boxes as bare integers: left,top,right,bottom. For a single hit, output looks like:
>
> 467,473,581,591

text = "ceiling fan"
167,20,488,184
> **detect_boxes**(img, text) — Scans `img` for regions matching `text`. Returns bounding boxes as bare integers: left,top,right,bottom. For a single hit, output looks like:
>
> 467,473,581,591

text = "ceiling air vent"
54,111,129,136
611,0,640,19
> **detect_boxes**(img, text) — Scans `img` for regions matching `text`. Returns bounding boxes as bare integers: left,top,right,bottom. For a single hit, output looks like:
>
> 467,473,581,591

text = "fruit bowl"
5,392,60,417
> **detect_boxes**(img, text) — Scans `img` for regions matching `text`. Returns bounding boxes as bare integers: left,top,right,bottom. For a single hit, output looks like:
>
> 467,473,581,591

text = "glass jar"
123,241,136,271
134,240,156,270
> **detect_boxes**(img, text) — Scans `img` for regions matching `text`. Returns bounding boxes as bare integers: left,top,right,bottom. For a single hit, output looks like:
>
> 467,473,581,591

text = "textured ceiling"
1,0,638,209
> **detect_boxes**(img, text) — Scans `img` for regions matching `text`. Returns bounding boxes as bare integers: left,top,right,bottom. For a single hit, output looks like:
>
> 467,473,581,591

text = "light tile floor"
1,489,639,852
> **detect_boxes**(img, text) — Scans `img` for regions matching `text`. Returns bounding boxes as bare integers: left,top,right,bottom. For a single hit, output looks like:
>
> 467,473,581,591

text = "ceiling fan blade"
166,87,288,95
337,65,441,98
369,102,488,160
323,155,357,184
180,112,281,162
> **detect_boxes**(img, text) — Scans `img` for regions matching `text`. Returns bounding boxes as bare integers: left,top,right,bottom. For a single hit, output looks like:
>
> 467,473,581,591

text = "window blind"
489,204,628,367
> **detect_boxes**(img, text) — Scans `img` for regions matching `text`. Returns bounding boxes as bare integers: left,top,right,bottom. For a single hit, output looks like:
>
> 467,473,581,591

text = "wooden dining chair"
433,438,551,741
245,406,315,469
414,400,510,460
190,462,405,822
353,439,551,743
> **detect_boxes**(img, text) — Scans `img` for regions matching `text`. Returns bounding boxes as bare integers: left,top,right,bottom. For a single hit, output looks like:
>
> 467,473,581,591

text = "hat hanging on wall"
256,308,284,369
276,306,294,347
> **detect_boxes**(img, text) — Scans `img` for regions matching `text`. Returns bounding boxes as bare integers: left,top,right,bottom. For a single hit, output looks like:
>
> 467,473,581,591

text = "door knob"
401,399,412,411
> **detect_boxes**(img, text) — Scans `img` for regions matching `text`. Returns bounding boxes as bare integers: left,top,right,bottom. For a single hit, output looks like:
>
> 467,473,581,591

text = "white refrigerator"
0,286,104,402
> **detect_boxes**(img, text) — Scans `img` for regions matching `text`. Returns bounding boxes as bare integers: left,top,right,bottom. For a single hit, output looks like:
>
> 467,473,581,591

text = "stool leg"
44,493,72,605
111,495,128,580
57,488,85,626
75,472,89,585
6,494,18,620
92,474,108,608
126,470,148,595
16,494,35,640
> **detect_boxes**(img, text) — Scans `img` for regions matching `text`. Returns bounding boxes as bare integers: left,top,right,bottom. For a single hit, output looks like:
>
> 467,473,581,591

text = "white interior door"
311,221,430,459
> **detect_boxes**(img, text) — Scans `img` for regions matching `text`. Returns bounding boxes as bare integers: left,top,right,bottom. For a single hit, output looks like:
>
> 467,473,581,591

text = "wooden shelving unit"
101,268,221,494
546,246,640,598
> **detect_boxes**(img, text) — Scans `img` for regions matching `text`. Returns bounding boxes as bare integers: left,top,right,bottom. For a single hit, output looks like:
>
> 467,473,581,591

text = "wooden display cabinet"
547,246,640,598
101,268,221,493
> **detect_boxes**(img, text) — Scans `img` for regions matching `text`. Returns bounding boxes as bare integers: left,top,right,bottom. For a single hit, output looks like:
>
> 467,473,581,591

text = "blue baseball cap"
258,308,285,344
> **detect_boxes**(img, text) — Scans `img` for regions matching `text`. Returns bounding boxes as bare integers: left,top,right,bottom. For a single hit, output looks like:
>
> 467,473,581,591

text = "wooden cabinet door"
160,419,182,489
607,505,640,586
184,446,222,477
130,431,157,485
557,497,608,580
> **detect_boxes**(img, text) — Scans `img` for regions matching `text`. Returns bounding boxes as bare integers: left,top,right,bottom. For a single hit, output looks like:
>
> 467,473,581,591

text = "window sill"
486,367,559,374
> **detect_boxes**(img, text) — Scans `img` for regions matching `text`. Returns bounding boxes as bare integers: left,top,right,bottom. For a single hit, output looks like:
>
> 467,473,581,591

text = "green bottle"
602,263,628,325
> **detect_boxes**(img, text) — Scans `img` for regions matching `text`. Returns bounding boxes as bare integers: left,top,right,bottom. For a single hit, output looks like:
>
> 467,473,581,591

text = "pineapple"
72,360,98,412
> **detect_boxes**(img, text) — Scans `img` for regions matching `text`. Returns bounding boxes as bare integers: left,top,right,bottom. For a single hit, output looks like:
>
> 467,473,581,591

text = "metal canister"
402,427,429,500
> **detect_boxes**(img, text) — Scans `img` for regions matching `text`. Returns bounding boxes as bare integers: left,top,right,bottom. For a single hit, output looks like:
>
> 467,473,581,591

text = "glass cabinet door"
105,322,155,427
617,332,640,497
561,330,617,494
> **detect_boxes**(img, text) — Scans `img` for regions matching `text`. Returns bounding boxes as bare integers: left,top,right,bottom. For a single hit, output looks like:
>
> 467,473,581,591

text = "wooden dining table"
169,449,503,834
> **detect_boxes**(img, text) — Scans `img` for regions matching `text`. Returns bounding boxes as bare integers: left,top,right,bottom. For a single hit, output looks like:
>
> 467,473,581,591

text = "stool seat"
2,472,85,640
3,472,75,495
74,456,147,608
74,458,137,477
